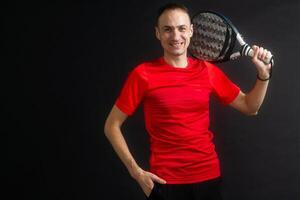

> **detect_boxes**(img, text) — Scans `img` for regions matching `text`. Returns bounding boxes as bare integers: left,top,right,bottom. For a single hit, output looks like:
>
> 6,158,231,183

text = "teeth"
171,42,183,47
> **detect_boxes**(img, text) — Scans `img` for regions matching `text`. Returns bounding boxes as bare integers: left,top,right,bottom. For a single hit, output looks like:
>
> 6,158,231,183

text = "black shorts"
146,177,222,200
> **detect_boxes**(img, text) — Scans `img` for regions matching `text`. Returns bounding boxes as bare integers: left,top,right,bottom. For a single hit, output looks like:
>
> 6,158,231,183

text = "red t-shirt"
115,57,240,184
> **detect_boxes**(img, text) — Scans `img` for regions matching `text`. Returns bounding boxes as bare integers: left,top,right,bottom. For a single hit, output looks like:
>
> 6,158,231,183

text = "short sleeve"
115,66,148,116
206,62,240,105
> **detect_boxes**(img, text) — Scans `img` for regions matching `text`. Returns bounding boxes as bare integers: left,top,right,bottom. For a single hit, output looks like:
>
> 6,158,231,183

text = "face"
155,9,193,59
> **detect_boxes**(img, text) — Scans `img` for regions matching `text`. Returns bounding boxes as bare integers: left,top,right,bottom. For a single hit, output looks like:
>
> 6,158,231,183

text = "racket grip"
241,44,274,66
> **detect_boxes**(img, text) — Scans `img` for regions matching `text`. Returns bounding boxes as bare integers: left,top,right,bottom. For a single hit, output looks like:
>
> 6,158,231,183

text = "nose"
171,29,181,40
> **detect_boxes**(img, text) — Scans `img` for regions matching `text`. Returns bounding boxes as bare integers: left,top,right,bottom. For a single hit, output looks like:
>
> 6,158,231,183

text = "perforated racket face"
189,12,235,62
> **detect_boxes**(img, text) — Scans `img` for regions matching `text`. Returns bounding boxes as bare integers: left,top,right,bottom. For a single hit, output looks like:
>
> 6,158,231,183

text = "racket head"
189,11,239,62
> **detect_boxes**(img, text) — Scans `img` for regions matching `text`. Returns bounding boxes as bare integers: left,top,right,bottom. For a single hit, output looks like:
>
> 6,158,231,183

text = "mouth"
170,41,184,48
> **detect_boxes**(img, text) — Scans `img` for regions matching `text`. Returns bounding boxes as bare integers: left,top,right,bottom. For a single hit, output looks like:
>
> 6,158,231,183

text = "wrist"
129,164,143,180
257,73,270,81
257,64,273,81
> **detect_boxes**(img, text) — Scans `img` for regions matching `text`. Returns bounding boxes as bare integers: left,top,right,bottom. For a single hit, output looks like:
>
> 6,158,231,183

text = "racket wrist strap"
257,67,272,81
257,74,270,81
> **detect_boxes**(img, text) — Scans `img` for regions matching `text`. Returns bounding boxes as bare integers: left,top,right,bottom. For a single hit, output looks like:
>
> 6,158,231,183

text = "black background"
4,0,300,199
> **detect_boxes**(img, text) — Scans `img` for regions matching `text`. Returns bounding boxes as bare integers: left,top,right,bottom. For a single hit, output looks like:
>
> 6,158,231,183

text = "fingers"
144,173,166,197
135,170,166,197
266,51,272,68
150,172,167,184
143,179,154,197
252,45,265,60
135,172,154,197
252,45,272,64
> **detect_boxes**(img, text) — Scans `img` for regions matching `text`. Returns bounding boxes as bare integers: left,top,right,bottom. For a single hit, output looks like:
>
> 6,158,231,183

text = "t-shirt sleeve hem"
115,99,134,116
223,87,241,105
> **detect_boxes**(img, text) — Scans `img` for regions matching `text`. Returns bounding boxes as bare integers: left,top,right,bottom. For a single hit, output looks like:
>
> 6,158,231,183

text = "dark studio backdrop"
4,0,300,199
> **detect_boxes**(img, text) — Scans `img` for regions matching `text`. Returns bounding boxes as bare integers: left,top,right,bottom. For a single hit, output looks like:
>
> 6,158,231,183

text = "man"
104,3,271,200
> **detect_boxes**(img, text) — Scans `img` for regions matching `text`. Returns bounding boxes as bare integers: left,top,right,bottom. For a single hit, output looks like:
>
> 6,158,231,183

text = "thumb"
149,173,167,184
252,45,259,60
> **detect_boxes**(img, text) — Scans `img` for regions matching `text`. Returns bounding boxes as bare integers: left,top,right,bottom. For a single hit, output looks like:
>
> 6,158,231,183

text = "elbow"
244,100,260,116
246,111,258,116
104,119,111,137
104,118,121,138
104,106,127,137
243,108,259,116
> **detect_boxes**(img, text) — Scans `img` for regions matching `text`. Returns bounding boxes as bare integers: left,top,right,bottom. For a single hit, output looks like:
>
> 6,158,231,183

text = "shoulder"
201,61,224,75
188,57,219,71
131,58,161,76
129,58,160,81
188,58,228,81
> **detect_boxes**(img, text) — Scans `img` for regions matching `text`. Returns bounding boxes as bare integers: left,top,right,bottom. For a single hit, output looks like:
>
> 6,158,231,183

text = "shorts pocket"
147,183,164,200
147,183,157,199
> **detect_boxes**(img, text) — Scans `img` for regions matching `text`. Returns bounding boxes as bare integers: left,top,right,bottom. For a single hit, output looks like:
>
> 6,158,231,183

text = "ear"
190,24,193,37
155,27,160,40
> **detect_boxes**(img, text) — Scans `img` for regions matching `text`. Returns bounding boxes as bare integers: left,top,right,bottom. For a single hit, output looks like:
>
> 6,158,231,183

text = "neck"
163,54,188,68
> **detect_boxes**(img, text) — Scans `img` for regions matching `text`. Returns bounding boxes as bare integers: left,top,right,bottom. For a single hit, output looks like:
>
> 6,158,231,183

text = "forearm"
243,45,272,114
245,78,269,114
104,125,142,179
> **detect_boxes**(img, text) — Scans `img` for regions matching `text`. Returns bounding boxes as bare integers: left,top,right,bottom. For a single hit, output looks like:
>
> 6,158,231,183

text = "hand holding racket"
188,11,274,68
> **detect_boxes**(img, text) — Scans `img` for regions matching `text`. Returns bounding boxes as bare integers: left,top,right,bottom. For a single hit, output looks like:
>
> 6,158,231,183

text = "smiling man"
104,3,271,200
155,7,193,67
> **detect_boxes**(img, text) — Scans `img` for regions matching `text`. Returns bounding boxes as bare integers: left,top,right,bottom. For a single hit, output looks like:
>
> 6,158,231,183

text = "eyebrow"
162,25,188,29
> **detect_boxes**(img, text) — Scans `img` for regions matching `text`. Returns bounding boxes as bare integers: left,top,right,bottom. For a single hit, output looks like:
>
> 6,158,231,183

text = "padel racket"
189,11,274,67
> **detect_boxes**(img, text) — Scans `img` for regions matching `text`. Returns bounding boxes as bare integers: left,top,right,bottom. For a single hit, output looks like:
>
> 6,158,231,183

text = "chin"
170,50,186,57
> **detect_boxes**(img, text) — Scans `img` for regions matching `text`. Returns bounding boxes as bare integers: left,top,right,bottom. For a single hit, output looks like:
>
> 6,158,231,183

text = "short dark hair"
156,3,191,26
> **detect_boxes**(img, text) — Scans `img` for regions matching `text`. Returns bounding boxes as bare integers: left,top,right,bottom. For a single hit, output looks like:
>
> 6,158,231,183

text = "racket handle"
241,44,274,66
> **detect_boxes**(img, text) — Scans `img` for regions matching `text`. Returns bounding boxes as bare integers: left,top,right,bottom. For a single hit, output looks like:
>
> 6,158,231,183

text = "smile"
170,42,184,48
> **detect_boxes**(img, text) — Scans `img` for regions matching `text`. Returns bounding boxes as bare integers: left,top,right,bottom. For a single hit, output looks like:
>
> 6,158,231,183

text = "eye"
179,26,187,32
164,27,171,32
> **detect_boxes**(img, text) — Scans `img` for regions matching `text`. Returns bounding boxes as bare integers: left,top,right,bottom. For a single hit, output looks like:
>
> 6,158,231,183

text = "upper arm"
206,62,241,105
104,105,128,132
229,91,257,115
